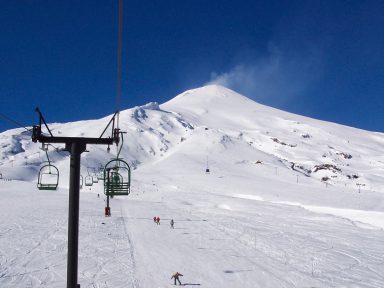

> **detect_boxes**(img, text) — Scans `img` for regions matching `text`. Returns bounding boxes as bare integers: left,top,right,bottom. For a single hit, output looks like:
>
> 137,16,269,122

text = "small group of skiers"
153,216,175,228
152,218,183,285
153,216,160,225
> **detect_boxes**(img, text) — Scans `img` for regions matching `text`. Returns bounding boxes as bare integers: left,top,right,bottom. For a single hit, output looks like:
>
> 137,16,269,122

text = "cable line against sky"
0,112,32,132
116,0,123,130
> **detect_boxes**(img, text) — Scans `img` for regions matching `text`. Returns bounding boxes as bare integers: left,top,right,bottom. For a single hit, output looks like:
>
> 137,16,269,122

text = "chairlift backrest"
97,171,104,180
85,175,93,186
37,163,59,190
104,158,131,196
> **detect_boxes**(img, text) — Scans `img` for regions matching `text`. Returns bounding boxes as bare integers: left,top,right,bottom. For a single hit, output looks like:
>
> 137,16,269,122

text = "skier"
171,272,183,285
170,219,174,229
153,216,157,223
156,216,160,225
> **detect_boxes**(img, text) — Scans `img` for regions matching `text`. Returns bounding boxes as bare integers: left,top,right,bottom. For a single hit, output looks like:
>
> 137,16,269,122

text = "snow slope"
1,85,384,287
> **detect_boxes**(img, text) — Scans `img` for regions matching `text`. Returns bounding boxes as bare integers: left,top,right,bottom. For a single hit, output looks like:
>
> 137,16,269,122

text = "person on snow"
156,216,160,225
171,272,183,285
153,216,157,223
170,219,174,229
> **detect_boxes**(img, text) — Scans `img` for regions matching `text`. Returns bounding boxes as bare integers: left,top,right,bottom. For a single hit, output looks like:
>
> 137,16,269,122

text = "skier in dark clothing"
156,216,160,225
171,272,183,285
170,219,174,229
153,216,157,223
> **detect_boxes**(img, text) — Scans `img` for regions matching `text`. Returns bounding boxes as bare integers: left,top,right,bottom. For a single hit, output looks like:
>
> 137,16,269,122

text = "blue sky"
1,0,383,132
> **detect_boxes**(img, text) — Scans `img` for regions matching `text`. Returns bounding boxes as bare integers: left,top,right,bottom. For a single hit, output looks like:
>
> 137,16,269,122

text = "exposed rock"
313,164,341,173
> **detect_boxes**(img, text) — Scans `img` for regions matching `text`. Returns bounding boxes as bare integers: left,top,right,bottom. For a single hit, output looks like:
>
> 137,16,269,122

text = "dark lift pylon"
32,108,120,288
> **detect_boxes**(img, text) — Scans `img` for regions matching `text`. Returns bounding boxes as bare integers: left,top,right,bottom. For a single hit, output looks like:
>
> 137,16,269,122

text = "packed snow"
1,85,384,287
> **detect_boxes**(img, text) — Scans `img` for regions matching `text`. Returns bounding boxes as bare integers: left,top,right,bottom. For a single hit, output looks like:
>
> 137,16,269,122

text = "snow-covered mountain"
1,85,383,192
1,85,384,287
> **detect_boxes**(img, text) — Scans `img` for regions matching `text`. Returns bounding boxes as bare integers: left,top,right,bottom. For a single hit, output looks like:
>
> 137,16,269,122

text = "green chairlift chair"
103,158,131,196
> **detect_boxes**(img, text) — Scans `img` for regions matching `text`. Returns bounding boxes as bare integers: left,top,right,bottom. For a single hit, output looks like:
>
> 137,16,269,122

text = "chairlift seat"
37,184,58,190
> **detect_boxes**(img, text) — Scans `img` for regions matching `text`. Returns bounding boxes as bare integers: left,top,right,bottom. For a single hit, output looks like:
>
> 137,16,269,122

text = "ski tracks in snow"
200,201,384,288
118,201,140,288
0,186,139,287
0,207,67,287
161,188,384,288
76,198,139,288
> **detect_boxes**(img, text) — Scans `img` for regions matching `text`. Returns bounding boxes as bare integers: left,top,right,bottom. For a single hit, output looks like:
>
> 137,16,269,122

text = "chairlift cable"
0,112,32,132
116,0,123,130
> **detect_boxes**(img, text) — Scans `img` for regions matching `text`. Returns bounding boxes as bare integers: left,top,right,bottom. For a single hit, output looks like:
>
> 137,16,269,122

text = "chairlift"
92,175,99,183
85,175,94,186
97,167,104,180
90,168,99,183
37,163,59,190
104,158,131,196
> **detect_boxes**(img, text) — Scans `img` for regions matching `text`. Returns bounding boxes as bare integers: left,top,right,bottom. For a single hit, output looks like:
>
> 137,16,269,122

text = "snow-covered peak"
162,84,256,113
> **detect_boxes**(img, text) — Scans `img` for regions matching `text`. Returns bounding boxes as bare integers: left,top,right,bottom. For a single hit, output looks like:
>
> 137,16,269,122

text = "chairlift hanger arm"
116,131,126,158
35,107,54,137
44,146,51,164
99,111,119,139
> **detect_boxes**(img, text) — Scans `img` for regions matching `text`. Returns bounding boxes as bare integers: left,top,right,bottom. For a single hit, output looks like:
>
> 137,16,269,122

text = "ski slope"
1,176,384,287
1,85,384,287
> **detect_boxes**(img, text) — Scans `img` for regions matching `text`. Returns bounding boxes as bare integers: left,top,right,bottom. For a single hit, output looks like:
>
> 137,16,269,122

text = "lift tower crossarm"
33,135,114,145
